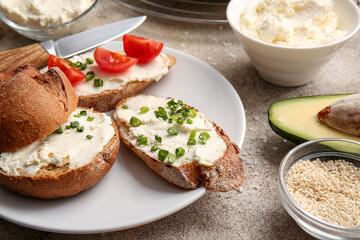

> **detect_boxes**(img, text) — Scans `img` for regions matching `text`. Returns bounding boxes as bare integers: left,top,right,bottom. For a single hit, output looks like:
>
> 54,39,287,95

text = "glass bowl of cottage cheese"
0,0,101,41
226,0,360,87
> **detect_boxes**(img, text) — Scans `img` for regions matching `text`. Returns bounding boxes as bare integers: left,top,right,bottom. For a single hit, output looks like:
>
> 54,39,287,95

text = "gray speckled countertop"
0,1,359,239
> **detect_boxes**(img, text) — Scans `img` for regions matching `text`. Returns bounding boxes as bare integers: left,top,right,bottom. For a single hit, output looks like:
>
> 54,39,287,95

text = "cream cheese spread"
114,95,227,167
70,52,170,96
239,0,347,46
0,108,114,176
0,0,95,28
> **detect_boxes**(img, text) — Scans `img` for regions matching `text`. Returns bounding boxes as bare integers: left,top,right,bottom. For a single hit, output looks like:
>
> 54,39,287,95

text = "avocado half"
268,94,360,144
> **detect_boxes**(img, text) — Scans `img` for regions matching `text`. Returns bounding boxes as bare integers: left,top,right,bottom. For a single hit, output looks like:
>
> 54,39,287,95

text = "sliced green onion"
80,63,87,70
85,71,95,82
130,116,141,127
154,107,168,121
70,121,80,128
171,114,179,121
189,130,196,139
77,126,84,132
140,106,150,113
186,118,193,124
168,118,173,124
80,110,87,116
87,116,95,121
187,139,196,145
122,105,129,109
86,58,94,64
86,135,93,139
189,109,197,118
175,147,185,157
76,61,82,68
181,109,189,118
178,100,184,106
176,117,185,125
168,154,176,164
94,78,104,87
54,126,63,134
158,149,169,162
65,125,71,129
155,135,162,143
167,127,178,136
151,144,159,152
200,132,211,140
74,113,81,118
136,135,148,145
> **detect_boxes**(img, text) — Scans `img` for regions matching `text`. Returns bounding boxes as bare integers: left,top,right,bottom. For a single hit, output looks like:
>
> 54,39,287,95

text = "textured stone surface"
0,1,359,239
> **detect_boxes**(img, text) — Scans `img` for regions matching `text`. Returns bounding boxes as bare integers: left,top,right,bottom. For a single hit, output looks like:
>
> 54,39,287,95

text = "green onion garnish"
167,127,178,136
154,107,168,121
65,125,71,129
86,135,93,139
140,106,150,113
168,154,176,164
187,139,196,145
80,110,87,116
171,115,179,121
86,58,94,64
94,78,104,87
77,126,84,132
80,63,87,70
122,105,129,109
76,61,82,68
151,144,159,152
168,119,173,123
189,109,197,118
136,135,148,145
199,132,211,145
178,100,184,106
155,135,162,143
74,113,81,118
54,126,63,134
85,71,95,82
175,147,185,157
176,117,185,125
186,119,193,124
158,149,169,162
189,130,196,139
130,116,141,127
181,109,189,118
87,116,94,121
70,121,80,128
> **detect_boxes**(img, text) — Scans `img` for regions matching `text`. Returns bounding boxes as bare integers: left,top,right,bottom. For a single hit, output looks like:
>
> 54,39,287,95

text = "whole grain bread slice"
0,65,77,152
114,95,245,192
77,55,176,112
0,120,120,199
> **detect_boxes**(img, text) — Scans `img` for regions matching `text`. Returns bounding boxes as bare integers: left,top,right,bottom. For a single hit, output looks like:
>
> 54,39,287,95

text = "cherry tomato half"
94,48,138,73
48,55,85,86
123,35,163,64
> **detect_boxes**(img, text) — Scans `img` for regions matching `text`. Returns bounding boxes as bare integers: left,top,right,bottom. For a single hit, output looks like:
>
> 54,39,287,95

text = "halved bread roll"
0,65,77,152
0,108,119,199
113,95,245,191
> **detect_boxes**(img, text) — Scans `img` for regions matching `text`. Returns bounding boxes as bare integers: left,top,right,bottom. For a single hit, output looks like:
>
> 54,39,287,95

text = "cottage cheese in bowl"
0,0,95,28
239,0,347,47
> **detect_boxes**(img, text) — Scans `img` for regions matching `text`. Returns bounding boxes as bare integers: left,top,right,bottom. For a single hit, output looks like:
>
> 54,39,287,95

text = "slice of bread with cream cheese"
113,95,245,191
68,51,176,112
0,66,119,199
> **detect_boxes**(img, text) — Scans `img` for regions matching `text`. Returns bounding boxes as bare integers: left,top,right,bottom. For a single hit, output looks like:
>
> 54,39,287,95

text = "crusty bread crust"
0,65,77,152
114,95,245,192
78,55,176,112
0,120,120,199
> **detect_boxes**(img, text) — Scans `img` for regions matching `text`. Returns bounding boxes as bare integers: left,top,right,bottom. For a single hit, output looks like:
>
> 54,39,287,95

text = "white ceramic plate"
0,42,246,234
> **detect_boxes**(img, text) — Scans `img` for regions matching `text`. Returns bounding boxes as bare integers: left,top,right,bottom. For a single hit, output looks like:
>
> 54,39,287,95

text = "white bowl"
226,0,360,87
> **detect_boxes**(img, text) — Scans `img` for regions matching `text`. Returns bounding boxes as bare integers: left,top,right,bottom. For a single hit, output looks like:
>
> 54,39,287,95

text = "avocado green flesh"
268,94,360,152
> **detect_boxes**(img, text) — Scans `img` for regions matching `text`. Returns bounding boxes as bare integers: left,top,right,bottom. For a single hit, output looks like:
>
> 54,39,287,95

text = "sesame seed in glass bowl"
278,138,360,239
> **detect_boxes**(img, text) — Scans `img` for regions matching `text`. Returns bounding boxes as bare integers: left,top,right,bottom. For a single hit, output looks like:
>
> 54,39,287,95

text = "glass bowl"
278,138,360,239
0,0,101,41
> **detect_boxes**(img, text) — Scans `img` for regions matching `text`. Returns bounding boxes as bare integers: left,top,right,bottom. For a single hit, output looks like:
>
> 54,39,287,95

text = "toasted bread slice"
0,65,77,152
113,95,245,191
75,54,176,112
0,108,120,199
